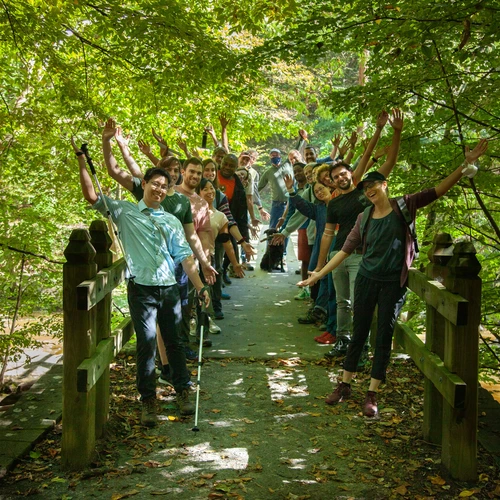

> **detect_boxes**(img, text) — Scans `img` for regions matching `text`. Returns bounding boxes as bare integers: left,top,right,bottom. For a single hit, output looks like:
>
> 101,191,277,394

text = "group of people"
74,112,488,425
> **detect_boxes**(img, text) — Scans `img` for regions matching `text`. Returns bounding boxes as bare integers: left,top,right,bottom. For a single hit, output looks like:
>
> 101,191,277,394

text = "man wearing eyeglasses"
75,154,210,427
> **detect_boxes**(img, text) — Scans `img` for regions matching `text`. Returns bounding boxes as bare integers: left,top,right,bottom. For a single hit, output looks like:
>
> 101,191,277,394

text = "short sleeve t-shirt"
217,172,236,202
131,177,193,225
207,208,228,256
326,189,371,251
357,210,406,281
174,185,212,235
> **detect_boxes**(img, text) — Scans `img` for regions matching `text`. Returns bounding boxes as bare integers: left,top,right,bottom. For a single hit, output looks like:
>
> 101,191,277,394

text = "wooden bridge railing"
61,222,134,470
379,233,481,481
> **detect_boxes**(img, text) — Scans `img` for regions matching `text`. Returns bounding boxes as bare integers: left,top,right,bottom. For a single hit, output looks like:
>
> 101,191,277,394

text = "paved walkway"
1,233,499,498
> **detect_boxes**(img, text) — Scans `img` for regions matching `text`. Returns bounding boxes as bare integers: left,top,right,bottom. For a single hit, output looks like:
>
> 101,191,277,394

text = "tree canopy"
1,0,499,376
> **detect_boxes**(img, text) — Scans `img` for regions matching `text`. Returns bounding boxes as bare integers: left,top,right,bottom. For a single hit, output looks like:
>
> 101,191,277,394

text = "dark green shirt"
131,177,193,225
358,210,405,281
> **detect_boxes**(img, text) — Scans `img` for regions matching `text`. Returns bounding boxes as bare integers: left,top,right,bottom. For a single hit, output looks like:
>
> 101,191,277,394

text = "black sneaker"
184,347,198,361
141,398,157,427
298,308,326,325
324,336,350,358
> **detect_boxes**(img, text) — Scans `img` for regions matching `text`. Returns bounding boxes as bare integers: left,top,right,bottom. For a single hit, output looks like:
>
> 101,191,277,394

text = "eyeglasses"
149,181,168,193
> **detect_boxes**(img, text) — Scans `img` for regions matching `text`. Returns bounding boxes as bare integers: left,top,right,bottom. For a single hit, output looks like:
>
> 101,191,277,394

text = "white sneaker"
189,317,197,337
209,317,221,334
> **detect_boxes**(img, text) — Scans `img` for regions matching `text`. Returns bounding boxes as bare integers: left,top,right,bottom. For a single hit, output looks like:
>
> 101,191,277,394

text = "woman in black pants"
298,139,488,417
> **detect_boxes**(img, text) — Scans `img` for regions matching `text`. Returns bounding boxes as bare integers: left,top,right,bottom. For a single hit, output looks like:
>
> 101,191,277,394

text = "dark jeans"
127,281,190,400
212,242,224,314
343,274,407,381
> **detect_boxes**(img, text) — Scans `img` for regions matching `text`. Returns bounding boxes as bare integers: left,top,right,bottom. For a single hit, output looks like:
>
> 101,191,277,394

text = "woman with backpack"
297,139,488,418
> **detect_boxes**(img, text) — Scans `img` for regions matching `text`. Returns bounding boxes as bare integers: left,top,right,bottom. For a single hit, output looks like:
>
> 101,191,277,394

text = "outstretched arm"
137,140,159,168
219,114,230,152
72,138,98,205
298,250,350,287
183,223,217,285
181,256,210,308
101,119,134,192
115,127,144,179
205,125,220,147
435,139,488,198
352,110,389,184
377,108,404,179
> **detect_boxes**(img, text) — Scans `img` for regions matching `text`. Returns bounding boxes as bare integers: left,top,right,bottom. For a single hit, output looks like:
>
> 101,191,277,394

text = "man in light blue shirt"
77,156,210,427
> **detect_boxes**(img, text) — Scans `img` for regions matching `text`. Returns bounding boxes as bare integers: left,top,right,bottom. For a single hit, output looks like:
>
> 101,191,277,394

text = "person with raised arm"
73,138,210,427
298,139,488,418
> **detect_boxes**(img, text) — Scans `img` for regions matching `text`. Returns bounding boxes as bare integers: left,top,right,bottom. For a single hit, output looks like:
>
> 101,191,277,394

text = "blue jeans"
343,274,407,380
330,251,363,337
270,200,288,254
326,272,337,335
127,281,190,400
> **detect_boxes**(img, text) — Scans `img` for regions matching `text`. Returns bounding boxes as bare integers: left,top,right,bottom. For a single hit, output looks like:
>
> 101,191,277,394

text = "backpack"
359,196,419,258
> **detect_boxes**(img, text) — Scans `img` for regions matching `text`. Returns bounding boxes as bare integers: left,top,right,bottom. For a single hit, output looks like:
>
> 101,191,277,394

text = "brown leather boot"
363,391,378,417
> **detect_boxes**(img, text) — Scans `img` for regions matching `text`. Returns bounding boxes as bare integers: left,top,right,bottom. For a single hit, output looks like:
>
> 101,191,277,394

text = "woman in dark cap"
298,139,488,418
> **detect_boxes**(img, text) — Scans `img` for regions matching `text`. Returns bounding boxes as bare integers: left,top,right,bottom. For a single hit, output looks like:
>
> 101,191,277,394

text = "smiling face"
200,180,216,204
363,180,388,204
288,150,302,165
330,166,352,191
220,155,238,178
318,170,334,188
303,165,314,184
304,147,317,164
293,165,306,184
182,162,203,190
313,182,331,203
203,161,217,182
142,174,169,207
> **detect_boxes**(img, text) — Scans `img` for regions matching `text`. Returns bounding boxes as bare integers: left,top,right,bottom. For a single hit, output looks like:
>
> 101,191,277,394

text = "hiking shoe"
209,317,221,334
195,337,212,347
245,264,255,271
141,398,157,427
317,333,336,345
221,292,231,300
298,308,326,325
324,337,350,358
325,382,352,405
214,310,224,320
363,391,378,418
177,388,195,415
294,288,310,300
295,269,301,275
223,272,232,285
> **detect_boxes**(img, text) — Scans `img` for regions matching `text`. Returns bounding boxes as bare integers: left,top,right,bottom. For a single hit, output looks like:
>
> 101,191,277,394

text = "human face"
220,157,238,178
288,151,301,165
303,166,313,184
293,165,306,184
182,163,203,190
304,148,316,163
330,166,352,191
200,181,216,204
363,181,388,204
318,170,334,188
203,162,217,182
164,161,180,185
313,183,331,203
213,151,225,166
270,151,281,166
236,170,249,186
142,174,168,207
238,155,251,168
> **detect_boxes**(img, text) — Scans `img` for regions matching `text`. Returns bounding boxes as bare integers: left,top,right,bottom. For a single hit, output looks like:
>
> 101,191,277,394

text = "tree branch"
0,243,64,264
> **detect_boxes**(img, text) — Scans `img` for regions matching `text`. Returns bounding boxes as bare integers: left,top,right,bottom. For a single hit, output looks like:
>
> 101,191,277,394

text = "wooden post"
442,241,481,481
61,229,97,470
423,233,454,444
89,220,113,439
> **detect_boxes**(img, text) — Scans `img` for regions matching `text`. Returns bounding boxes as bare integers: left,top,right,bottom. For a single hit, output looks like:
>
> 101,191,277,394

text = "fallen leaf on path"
429,475,446,486
393,484,407,495
111,491,139,500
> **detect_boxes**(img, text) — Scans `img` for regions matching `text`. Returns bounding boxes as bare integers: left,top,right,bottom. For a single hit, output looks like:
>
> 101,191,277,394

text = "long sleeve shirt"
258,163,293,202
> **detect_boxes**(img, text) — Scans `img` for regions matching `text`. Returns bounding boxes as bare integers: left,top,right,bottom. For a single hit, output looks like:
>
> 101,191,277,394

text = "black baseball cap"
357,171,387,190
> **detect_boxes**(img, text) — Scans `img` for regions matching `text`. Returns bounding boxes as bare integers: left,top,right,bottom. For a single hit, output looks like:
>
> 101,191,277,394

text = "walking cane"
80,143,135,280
192,289,210,432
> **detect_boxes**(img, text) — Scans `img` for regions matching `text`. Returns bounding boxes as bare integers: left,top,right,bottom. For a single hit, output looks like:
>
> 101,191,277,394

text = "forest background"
0,0,499,383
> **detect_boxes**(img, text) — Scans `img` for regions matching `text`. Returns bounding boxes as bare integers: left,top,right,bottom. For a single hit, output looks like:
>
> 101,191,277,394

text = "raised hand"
338,139,351,157
376,110,389,129
176,138,189,154
219,113,230,128
388,108,404,131
137,140,151,155
331,134,342,148
464,138,488,165
299,129,308,141
373,144,390,160
152,128,168,150
348,130,358,148
102,118,116,141
283,173,294,191
70,136,81,154
114,127,129,147
205,124,216,137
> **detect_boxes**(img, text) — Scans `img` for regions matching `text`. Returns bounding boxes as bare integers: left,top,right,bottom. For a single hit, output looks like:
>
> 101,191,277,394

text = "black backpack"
359,196,419,258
